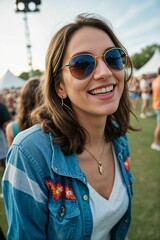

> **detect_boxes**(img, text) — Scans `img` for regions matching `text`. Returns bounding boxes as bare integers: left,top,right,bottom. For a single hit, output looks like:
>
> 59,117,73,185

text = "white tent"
0,69,25,89
134,49,160,77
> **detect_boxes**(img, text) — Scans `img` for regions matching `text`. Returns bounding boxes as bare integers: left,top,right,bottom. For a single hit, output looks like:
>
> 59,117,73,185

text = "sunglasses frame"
59,47,128,80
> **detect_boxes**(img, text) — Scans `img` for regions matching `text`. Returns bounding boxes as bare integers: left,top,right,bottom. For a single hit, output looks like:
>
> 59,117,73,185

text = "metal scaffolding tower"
14,0,41,78
23,12,33,77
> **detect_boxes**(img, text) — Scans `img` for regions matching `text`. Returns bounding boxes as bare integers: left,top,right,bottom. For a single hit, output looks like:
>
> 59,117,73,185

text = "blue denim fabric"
2,125,134,240
0,129,8,160
154,109,160,122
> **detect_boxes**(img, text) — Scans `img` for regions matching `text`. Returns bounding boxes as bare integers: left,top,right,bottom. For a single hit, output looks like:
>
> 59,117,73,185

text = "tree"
131,44,160,70
19,69,43,80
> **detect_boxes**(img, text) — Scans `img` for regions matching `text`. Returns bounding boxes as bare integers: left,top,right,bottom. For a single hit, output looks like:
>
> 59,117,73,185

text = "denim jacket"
2,125,134,240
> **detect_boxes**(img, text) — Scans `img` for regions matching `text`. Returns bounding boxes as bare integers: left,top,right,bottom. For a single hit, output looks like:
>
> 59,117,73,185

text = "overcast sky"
0,0,160,78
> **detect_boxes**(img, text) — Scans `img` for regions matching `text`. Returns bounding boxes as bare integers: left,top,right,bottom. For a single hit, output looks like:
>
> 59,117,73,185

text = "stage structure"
14,1,41,78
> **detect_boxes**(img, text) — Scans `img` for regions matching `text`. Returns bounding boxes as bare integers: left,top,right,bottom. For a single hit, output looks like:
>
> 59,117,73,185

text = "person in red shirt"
151,67,160,151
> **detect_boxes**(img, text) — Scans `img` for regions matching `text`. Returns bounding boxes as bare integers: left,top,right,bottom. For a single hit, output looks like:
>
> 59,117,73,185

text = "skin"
56,26,125,200
6,122,14,148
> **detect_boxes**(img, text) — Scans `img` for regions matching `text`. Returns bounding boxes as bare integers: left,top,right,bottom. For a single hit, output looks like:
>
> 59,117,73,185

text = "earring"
61,98,64,107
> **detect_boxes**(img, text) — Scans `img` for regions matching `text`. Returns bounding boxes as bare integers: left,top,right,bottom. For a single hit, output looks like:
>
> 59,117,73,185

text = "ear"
55,80,67,99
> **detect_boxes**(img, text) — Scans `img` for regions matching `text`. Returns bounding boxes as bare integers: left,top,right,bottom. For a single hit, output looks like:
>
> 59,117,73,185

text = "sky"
0,0,160,78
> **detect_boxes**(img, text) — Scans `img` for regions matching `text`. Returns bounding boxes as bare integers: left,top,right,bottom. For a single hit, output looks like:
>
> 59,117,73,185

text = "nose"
93,58,112,80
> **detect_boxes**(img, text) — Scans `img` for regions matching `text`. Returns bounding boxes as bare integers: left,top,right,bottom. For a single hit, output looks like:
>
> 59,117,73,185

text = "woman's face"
56,26,125,121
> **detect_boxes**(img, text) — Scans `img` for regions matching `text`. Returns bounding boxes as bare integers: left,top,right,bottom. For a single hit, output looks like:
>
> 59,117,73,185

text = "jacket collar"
50,133,128,179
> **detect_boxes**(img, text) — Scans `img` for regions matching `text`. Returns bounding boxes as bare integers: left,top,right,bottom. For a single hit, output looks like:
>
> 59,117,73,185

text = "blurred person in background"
5,93,16,118
151,67,160,151
0,92,6,103
2,14,136,240
129,77,140,110
0,102,11,170
6,77,43,148
139,74,153,119
0,101,11,198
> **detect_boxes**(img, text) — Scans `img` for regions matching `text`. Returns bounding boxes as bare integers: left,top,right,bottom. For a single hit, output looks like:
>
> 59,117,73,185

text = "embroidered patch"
45,178,76,200
124,156,131,171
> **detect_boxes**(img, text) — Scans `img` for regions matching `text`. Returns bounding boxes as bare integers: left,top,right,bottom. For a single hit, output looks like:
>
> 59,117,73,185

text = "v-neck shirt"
88,147,129,240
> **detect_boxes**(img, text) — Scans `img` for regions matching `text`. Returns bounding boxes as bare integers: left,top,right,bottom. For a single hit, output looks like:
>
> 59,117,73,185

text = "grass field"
128,103,160,240
0,101,160,239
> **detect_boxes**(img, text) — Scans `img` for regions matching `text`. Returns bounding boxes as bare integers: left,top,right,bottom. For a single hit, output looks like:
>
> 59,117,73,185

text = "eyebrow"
70,51,91,58
69,46,116,59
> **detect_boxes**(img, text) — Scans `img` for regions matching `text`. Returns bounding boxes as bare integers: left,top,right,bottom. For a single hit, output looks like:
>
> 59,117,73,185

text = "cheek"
63,76,87,96
114,71,125,89
116,70,125,81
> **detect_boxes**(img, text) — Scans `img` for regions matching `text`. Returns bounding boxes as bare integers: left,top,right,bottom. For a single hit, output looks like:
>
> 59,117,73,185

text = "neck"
85,134,106,151
74,109,107,145
85,120,106,149
85,120,106,147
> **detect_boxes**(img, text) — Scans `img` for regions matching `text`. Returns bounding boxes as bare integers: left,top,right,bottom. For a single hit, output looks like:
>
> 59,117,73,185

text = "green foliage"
131,44,160,69
19,71,28,80
19,69,44,80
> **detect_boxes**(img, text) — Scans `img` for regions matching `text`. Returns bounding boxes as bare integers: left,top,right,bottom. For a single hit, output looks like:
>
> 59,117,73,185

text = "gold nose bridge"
94,54,106,68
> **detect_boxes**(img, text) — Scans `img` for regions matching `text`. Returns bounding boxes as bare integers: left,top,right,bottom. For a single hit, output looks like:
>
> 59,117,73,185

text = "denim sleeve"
2,144,49,240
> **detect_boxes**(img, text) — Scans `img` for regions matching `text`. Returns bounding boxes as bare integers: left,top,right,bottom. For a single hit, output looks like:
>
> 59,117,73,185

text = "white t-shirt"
140,79,151,99
88,147,129,240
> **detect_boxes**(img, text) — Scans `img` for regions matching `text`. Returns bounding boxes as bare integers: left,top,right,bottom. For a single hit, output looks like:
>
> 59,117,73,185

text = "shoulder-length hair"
31,13,136,155
16,77,43,131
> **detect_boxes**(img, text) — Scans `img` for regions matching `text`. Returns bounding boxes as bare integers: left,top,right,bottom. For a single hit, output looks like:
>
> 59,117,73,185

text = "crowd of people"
128,70,160,151
129,73,155,115
0,77,43,170
0,13,159,240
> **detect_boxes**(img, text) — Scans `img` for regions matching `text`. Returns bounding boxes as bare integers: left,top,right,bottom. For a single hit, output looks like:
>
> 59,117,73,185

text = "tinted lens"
69,55,95,79
104,48,127,70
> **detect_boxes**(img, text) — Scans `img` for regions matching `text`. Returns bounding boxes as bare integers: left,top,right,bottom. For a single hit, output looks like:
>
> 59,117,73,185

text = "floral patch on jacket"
124,156,131,171
44,178,76,200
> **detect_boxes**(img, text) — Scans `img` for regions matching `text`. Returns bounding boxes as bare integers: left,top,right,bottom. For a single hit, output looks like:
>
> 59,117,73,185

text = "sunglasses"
59,47,128,80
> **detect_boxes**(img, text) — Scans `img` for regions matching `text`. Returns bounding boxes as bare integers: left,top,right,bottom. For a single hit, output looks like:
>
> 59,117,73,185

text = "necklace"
85,142,105,175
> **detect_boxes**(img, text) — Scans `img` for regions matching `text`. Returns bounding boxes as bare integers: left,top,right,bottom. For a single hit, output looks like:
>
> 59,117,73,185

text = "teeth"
90,85,114,95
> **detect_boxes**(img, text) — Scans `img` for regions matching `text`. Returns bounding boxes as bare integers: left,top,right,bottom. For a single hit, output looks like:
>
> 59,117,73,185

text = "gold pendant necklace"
85,142,105,175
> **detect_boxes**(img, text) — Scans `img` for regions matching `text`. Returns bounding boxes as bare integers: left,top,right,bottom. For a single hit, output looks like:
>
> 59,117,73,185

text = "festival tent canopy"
0,69,25,89
134,49,160,77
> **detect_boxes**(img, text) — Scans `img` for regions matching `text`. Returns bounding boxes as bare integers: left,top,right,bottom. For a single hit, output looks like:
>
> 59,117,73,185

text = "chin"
104,103,119,115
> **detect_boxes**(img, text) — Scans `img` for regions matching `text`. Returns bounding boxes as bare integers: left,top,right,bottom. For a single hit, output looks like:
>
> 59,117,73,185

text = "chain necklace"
85,142,105,175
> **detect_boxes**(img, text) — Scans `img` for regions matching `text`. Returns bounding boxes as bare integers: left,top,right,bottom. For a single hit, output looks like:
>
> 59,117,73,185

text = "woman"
129,77,140,109
5,77,43,147
139,74,153,118
3,14,136,239
0,102,11,171
5,93,16,118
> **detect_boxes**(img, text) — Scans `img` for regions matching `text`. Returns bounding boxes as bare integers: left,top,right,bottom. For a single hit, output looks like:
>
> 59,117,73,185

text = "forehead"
64,26,115,58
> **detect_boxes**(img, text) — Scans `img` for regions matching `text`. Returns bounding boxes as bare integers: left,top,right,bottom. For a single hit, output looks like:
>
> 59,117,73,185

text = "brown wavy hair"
31,13,136,155
16,77,43,131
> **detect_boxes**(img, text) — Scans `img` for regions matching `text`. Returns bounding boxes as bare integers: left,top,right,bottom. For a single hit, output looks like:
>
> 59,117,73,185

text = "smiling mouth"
89,85,115,95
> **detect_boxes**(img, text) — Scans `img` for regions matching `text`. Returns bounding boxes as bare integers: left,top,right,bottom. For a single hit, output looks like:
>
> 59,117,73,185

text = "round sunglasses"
59,47,128,80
